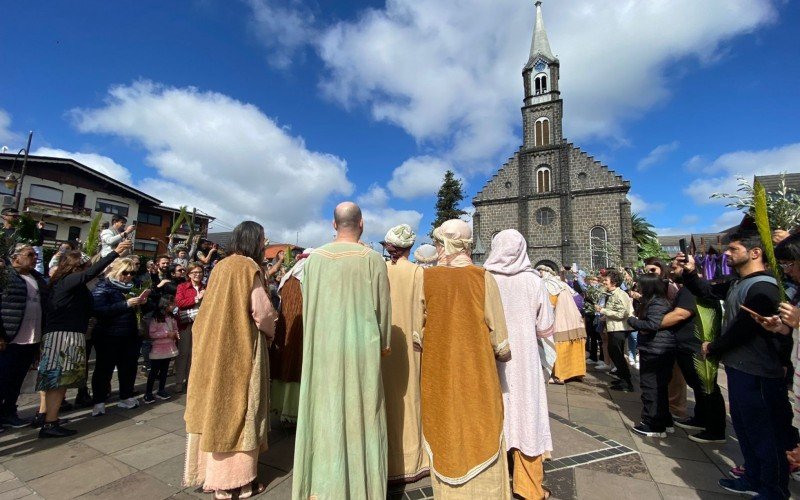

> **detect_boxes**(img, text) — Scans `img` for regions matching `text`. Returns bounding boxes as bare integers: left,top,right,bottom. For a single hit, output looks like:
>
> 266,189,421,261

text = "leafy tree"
430,170,467,235
637,239,670,264
711,172,800,231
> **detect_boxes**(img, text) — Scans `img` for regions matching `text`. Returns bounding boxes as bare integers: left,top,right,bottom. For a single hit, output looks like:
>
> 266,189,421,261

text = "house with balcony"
135,205,213,257
0,153,212,255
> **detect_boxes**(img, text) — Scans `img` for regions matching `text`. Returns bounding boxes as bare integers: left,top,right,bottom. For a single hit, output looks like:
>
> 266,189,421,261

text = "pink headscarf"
483,229,533,276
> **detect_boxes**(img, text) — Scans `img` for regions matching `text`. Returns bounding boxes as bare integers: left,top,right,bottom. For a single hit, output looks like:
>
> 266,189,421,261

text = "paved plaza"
1,366,798,500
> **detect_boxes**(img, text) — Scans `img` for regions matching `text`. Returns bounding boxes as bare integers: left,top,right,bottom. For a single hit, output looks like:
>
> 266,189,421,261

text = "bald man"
293,201,391,499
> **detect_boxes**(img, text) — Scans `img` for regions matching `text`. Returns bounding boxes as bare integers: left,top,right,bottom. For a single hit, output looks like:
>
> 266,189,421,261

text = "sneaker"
0,414,31,428
632,423,667,438
155,390,171,401
718,477,758,496
689,430,726,444
594,361,610,371
92,403,106,417
118,398,140,410
674,417,705,431
38,422,78,439
143,394,156,405
729,465,745,479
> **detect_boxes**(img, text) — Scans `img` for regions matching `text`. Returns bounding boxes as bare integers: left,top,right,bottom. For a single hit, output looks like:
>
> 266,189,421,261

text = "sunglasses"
779,262,795,270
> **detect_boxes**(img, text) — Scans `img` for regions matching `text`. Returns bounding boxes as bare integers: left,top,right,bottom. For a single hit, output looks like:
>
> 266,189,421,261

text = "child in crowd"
144,296,179,404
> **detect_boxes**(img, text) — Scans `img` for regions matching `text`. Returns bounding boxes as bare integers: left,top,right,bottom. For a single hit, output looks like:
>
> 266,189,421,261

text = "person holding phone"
678,230,792,498
99,215,134,257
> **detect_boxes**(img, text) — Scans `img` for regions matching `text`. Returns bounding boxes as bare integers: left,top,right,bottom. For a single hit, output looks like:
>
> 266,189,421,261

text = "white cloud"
683,143,800,205
245,0,315,68
311,0,776,174
709,210,745,231
356,184,423,245
0,109,20,147
71,81,354,246
33,147,134,186
387,156,455,199
637,141,679,171
628,193,664,214
681,214,700,226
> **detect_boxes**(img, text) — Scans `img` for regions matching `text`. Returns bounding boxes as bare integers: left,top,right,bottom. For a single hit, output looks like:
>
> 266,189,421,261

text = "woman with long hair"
183,221,277,499
628,273,674,438
36,239,132,437
90,257,149,416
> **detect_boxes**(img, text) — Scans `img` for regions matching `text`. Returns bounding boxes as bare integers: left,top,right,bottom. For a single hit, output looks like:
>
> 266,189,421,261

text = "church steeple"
522,0,560,107
528,1,555,64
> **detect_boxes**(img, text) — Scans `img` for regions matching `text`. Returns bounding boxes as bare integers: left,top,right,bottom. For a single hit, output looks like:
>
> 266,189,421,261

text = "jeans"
627,332,638,360
639,350,674,430
92,336,141,404
673,337,726,435
607,331,631,383
0,343,38,417
726,367,790,499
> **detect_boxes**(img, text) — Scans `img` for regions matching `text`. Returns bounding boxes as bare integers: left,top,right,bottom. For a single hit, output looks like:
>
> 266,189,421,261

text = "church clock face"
534,59,547,72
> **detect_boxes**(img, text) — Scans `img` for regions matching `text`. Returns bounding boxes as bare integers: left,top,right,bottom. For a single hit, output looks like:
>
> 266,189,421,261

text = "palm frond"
169,206,189,235
693,300,722,394
754,180,786,302
83,213,103,256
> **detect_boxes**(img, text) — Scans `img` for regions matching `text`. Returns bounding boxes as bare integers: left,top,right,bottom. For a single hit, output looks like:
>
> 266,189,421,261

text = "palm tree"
631,213,658,247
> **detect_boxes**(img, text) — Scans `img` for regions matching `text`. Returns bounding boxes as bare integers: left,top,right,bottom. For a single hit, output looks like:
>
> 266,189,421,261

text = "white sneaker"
635,361,640,370
118,398,140,410
595,361,610,370
92,403,106,417
586,358,597,365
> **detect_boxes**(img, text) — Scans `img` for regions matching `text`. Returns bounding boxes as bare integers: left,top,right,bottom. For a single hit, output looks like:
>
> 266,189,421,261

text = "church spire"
529,1,555,62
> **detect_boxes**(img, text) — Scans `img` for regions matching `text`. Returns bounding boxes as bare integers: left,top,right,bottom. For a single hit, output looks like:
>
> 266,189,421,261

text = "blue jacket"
0,268,47,342
91,279,138,338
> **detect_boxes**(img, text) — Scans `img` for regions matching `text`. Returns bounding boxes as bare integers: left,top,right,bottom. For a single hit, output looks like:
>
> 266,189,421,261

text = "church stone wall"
568,147,627,190
522,100,563,147
474,153,520,202
570,191,627,270
475,201,519,251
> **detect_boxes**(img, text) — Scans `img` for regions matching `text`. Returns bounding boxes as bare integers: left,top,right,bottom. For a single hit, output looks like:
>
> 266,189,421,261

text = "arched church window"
536,166,551,193
534,73,548,95
535,118,550,147
589,226,609,270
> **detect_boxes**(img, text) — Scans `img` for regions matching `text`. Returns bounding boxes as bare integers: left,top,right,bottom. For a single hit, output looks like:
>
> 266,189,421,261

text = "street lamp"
3,131,33,209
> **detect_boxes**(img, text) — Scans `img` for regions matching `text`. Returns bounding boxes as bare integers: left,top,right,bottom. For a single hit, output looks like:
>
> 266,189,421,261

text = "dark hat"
1,208,19,216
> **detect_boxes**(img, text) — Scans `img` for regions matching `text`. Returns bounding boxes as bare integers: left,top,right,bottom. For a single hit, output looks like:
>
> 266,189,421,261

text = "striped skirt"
36,331,87,390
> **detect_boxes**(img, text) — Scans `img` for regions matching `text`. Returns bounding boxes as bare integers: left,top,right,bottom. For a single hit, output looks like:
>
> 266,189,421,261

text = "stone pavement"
1,365,798,499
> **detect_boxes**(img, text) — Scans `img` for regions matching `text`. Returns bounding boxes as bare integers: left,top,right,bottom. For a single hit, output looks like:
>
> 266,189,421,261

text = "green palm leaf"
83,213,103,256
753,180,786,302
693,300,721,394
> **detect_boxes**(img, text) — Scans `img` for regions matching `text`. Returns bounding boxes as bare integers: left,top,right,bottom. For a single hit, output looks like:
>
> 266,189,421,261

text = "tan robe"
382,257,429,482
417,266,512,499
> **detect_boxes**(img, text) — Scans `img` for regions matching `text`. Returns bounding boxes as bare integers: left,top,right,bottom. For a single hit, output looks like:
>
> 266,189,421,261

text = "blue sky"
1,0,799,245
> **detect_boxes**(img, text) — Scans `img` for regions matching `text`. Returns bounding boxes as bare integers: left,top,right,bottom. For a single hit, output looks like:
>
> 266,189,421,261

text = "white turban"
382,224,416,248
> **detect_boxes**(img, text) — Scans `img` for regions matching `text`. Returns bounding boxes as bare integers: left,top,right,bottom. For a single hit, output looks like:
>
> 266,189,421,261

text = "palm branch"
753,180,786,302
169,206,189,235
693,300,721,394
83,213,103,256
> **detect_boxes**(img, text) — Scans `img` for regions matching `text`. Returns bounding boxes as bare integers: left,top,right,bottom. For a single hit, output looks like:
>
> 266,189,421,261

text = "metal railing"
24,197,93,217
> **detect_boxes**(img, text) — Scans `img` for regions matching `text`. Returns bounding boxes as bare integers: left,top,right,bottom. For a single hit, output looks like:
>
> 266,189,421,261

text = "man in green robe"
292,202,392,500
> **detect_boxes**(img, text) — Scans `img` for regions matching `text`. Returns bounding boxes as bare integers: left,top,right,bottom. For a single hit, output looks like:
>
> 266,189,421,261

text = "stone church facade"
472,1,637,271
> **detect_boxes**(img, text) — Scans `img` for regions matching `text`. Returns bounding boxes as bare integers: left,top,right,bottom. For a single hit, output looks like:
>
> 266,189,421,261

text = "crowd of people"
2,201,800,499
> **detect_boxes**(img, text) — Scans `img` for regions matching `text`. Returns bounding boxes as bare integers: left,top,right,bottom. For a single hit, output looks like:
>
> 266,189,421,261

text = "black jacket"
91,278,138,338
0,267,47,342
628,297,674,355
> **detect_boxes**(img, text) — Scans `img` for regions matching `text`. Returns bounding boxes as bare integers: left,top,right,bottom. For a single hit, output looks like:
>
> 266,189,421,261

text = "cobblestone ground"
2,364,799,499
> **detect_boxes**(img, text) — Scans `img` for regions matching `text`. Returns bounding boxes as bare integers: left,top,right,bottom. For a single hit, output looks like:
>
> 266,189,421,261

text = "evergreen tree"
430,170,467,235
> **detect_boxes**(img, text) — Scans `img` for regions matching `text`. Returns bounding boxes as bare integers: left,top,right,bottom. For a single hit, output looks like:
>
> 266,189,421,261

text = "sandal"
214,481,267,500
548,377,565,385
544,486,552,499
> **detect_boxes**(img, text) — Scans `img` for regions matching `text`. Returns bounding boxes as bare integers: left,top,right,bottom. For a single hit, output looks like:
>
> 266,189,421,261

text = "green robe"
292,242,391,500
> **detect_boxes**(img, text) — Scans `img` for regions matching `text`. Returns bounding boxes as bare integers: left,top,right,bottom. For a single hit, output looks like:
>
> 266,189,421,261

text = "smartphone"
739,304,766,322
678,238,689,263
138,288,152,300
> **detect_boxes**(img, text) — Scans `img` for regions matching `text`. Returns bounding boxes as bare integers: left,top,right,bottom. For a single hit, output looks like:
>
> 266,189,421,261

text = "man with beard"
661,258,726,444
679,231,792,498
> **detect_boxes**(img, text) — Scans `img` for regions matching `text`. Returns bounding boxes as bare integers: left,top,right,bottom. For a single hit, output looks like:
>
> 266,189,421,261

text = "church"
472,1,637,272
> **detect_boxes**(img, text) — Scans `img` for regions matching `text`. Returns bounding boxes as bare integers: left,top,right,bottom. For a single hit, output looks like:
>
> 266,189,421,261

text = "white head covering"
382,224,416,248
432,219,473,268
413,244,438,267
483,229,532,275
